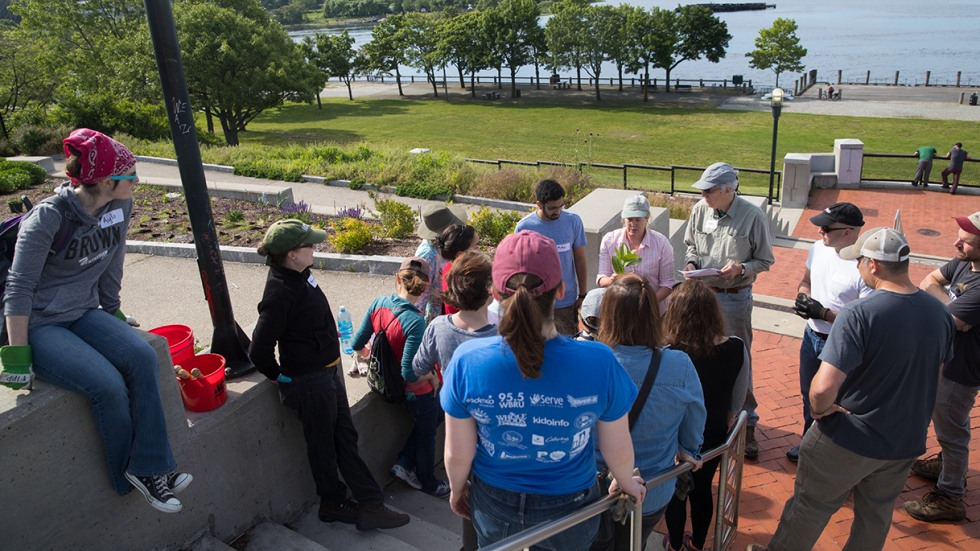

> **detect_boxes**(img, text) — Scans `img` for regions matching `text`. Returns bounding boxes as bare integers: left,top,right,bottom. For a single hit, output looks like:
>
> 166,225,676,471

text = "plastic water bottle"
337,306,354,355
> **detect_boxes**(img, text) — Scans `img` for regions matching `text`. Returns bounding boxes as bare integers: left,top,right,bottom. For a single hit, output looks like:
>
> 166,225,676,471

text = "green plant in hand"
611,243,640,274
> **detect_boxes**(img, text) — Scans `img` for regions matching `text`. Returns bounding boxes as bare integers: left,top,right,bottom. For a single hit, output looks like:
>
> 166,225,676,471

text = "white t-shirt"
806,240,873,334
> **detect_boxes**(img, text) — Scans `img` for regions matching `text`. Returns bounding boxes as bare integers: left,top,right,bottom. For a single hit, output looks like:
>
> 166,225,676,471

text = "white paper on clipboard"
680,268,723,278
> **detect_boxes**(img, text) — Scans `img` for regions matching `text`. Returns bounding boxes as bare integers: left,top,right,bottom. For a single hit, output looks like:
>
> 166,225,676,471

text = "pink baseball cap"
953,212,980,236
63,128,136,186
492,230,562,296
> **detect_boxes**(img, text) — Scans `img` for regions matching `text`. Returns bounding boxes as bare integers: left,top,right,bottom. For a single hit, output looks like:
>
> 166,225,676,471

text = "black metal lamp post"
767,87,784,205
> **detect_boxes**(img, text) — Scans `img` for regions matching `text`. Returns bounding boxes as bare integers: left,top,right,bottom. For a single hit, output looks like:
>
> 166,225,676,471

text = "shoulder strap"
628,349,662,431
379,305,408,335
38,194,77,255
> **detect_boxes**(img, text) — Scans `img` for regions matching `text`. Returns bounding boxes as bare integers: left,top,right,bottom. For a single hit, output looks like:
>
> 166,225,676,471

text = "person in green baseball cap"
250,218,411,531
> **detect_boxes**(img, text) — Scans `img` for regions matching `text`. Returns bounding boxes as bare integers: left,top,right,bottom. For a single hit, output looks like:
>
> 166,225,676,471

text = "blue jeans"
798,326,827,435
768,425,913,551
396,391,442,490
30,309,176,495
716,287,758,426
470,475,601,551
933,376,979,498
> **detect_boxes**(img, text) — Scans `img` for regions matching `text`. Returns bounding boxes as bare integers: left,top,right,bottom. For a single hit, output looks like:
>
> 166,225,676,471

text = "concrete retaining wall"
0,333,412,550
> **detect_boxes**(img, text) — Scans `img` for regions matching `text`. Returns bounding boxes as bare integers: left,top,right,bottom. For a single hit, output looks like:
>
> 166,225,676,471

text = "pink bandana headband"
63,128,136,187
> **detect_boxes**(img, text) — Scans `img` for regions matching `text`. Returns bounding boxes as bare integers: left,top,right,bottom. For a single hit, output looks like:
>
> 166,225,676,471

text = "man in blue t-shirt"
515,179,588,335
904,212,980,523
750,228,954,551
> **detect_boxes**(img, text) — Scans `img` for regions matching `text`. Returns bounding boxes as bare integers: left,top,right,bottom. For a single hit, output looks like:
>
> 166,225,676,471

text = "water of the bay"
289,0,980,89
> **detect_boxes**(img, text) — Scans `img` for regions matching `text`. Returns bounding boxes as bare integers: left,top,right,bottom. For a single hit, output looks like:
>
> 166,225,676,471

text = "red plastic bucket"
176,353,227,412
149,324,195,367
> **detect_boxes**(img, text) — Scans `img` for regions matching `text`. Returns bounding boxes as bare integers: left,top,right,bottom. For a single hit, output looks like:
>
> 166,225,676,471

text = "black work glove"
794,293,827,321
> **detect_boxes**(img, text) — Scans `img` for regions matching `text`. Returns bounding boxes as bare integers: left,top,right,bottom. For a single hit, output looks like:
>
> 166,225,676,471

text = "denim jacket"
602,345,706,514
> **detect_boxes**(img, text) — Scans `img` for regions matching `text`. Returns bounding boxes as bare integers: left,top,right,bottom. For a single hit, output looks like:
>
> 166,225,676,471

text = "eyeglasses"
820,226,851,233
296,243,314,249
109,173,138,181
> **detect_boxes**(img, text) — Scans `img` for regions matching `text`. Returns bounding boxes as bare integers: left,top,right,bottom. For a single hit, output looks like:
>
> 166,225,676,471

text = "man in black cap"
787,203,872,462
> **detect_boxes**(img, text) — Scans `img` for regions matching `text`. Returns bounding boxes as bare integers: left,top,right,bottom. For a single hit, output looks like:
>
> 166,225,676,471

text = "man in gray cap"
903,211,980,523
749,228,953,551
787,202,872,463
683,162,774,459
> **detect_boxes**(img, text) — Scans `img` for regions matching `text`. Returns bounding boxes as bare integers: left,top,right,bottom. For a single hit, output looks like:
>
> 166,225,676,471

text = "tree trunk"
0,110,7,140
643,64,650,102
617,65,623,92
457,66,466,89
534,61,541,90
576,64,582,91
497,67,502,89
218,114,239,146
593,69,601,101
316,94,322,110
395,68,404,96
510,67,518,98
665,68,672,93
206,109,214,133
470,71,476,98
345,79,354,101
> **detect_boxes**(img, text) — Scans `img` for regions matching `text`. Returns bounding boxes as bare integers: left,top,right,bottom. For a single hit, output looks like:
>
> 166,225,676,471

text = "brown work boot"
744,426,759,460
356,502,411,531
910,452,942,480
903,489,966,522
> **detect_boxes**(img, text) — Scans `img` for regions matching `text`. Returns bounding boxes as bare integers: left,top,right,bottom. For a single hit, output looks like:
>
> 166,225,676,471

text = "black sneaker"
744,426,759,460
125,472,182,513
319,498,359,524
168,472,193,494
356,503,410,531
786,445,800,463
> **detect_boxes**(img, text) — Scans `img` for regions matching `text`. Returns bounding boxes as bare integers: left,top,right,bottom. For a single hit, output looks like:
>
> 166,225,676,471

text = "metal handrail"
482,412,748,551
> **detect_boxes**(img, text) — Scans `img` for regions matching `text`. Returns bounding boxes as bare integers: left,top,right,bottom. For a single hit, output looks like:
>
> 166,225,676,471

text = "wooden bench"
675,84,693,92
481,92,501,100
552,81,571,90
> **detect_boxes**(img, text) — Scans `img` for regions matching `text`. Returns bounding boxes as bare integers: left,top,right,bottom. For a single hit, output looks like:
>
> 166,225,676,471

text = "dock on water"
694,2,776,12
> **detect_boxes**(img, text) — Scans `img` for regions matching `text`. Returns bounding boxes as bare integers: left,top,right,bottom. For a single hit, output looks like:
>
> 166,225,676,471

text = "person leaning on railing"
441,230,646,551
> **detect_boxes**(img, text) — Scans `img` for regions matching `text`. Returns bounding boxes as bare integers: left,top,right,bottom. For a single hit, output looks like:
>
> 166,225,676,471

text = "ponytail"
498,273,558,379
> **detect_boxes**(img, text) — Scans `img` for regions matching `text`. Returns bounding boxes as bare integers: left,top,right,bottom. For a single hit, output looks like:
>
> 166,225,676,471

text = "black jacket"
248,264,340,380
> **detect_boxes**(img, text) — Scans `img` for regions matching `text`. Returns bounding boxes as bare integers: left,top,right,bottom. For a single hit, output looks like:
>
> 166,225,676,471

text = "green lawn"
237,97,976,195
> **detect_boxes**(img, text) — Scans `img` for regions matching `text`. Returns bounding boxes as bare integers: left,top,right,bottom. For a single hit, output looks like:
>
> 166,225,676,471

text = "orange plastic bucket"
149,324,195,367
176,353,227,412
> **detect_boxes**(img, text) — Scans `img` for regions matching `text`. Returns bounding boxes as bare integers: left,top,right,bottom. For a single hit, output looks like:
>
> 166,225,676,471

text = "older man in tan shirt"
684,162,775,459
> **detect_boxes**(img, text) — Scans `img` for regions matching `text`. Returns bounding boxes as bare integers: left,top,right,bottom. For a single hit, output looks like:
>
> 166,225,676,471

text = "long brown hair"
662,279,725,359
397,269,429,297
597,273,662,349
498,273,558,379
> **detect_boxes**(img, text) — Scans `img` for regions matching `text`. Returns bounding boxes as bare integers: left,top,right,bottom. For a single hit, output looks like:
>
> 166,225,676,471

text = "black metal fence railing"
463,158,782,202
862,153,977,188
356,73,755,91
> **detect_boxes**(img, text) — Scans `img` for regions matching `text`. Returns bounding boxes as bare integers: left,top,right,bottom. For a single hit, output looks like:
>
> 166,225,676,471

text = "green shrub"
52,95,171,141
465,165,595,205
0,160,47,187
370,193,417,239
329,218,373,253
0,169,31,193
647,192,695,220
468,207,524,247
234,160,303,182
11,125,70,155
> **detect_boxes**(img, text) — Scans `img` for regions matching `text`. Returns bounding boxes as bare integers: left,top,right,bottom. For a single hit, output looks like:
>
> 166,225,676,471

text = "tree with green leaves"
581,5,618,100
652,5,731,93
481,7,507,90
402,12,443,97
0,27,56,138
363,14,409,97
604,5,632,93
303,30,363,103
174,0,320,146
545,0,589,91
746,18,807,88
438,11,488,95
495,0,540,98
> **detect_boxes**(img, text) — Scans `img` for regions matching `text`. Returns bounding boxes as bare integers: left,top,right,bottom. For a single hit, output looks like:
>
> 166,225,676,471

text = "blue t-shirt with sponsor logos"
442,335,637,494
515,211,587,309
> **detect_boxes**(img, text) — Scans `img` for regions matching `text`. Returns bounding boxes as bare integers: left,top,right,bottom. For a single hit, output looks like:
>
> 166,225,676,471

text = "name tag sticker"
703,218,719,232
100,209,124,228
555,242,572,253
307,273,319,288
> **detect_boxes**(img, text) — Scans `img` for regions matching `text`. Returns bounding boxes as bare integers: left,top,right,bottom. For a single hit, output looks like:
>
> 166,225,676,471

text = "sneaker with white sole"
168,472,193,494
390,464,422,490
422,480,451,499
125,472,182,513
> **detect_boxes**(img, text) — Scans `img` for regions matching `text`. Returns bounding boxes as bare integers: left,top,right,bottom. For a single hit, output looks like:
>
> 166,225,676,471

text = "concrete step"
288,499,462,551
188,533,238,551
244,522,329,551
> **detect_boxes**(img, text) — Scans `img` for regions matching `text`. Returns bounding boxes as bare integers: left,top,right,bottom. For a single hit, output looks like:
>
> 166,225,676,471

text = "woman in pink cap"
0,129,191,513
441,229,646,550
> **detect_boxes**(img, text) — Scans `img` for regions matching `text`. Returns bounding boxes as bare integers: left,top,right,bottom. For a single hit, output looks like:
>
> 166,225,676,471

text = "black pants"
664,456,723,550
280,366,383,505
